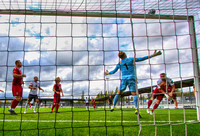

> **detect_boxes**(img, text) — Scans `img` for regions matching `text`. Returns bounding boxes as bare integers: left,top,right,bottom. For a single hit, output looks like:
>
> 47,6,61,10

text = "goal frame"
0,9,199,120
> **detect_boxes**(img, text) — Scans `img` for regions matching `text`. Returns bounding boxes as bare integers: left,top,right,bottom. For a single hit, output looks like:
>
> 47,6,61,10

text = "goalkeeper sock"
152,103,159,111
147,100,152,109
133,95,138,109
113,94,120,106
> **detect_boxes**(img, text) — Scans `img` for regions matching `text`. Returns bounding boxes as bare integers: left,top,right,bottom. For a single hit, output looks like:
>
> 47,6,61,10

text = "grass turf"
0,107,200,136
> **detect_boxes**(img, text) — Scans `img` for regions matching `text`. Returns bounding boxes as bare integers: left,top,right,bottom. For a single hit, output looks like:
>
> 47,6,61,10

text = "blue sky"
0,0,199,98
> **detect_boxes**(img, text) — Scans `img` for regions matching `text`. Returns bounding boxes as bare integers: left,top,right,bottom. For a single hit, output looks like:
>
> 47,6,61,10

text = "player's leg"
9,96,21,115
111,80,126,111
129,80,138,109
29,102,32,110
147,96,155,113
24,95,32,114
9,86,22,115
51,103,56,113
172,93,178,109
51,96,56,113
56,103,60,113
24,100,30,114
128,80,141,118
150,95,163,115
111,90,122,111
147,88,159,113
33,96,39,113
56,97,60,113
34,97,39,113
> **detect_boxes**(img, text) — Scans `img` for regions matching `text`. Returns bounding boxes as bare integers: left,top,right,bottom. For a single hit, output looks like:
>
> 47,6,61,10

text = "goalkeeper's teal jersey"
109,56,148,79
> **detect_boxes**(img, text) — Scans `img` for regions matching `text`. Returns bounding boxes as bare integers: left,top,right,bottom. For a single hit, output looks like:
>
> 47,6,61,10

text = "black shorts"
28,94,38,102
86,103,89,106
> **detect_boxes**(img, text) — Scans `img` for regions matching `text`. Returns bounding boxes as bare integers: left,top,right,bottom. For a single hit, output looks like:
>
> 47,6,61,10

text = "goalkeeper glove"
105,70,110,76
150,50,162,58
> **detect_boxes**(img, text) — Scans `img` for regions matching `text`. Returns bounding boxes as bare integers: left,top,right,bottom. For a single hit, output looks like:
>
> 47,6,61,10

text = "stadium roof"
95,78,194,101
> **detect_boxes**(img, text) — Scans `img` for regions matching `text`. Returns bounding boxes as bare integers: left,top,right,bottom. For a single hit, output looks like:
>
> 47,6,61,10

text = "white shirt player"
29,81,40,95
85,98,89,104
157,78,174,88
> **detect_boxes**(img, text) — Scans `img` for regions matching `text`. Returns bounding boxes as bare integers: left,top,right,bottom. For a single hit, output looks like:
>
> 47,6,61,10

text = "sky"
0,0,199,99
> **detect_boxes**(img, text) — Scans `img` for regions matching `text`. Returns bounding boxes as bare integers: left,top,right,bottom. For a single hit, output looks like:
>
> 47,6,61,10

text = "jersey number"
124,63,129,70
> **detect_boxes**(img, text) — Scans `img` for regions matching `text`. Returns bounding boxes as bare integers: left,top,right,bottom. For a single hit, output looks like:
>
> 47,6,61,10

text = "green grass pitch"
0,108,200,136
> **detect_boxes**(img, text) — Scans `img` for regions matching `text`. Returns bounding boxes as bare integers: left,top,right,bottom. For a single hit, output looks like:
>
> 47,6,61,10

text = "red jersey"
54,83,62,96
91,98,95,104
12,67,23,86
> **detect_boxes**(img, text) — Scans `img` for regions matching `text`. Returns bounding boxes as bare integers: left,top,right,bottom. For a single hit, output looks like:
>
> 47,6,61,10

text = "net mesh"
0,0,200,136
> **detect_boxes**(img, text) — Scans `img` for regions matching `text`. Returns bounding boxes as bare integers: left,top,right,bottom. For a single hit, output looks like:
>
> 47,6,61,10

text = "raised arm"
135,50,162,62
148,50,162,59
105,64,120,76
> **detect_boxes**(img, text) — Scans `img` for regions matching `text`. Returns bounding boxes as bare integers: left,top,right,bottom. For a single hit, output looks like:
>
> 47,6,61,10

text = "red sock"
51,104,55,110
11,99,19,109
147,100,152,109
56,104,59,112
152,103,159,111
29,103,31,108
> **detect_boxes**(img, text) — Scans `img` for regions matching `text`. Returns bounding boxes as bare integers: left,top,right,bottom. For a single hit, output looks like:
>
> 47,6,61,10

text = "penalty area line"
0,120,196,123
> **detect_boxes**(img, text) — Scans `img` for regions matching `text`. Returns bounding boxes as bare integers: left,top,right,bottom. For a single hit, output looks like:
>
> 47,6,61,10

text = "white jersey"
157,78,174,88
29,81,40,95
85,98,89,103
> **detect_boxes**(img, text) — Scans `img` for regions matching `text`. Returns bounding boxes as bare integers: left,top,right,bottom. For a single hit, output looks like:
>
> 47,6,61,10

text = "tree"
105,91,108,96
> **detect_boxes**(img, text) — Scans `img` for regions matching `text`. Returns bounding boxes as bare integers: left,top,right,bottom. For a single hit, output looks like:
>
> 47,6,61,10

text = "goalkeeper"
105,50,162,117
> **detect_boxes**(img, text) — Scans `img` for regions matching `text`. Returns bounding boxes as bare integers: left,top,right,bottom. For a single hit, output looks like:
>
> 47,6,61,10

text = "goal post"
189,17,200,121
0,9,193,20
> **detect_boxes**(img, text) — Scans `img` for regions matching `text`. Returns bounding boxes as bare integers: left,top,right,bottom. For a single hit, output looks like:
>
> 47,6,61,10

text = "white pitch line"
0,120,196,123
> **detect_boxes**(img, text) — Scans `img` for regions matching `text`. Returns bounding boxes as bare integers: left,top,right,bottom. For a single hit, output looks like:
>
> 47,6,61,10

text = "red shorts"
53,94,61,103
152,86,176,100
12,85,23,97
93,103,96,108
152,88,164,101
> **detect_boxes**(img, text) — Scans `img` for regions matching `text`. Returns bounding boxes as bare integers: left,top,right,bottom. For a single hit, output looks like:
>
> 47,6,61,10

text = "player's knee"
156,100,161,104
